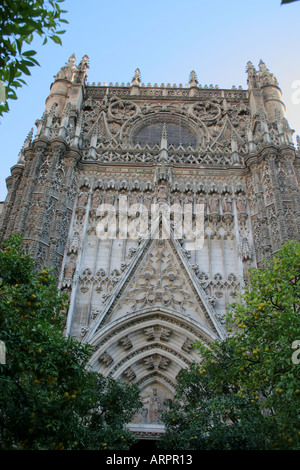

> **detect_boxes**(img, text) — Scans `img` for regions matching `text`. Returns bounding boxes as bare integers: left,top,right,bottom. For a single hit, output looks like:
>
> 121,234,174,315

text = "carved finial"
24,128,34,148
132,68,141,86
17,127,34,163
258,59,279,86
246,61,258,83
189,70,198,87
246,61,255,72
72,55,89,85
258,59,268,73
78,55,89,72
54,54,76,81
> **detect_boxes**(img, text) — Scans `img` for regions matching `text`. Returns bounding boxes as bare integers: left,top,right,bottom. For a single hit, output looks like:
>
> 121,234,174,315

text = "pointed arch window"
132,120,197,149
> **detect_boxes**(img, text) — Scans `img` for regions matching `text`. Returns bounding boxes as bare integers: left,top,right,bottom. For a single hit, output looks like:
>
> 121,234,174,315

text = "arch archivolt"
88,308,218,392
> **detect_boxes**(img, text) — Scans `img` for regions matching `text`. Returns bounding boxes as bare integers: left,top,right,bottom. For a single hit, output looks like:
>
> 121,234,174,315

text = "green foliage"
0,0,68,116
159,359,267,450
0,234,141,450
160,241,300,450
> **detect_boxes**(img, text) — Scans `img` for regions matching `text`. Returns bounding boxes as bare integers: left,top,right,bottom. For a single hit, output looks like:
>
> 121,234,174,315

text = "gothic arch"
87,307,218,389
121,112,206,148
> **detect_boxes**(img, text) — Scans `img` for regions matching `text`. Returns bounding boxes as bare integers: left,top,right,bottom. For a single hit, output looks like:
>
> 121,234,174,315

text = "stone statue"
64,256,76,279
222,196,232,213
209,196,219,213
77,190,88,207
236,196,247,212
157,184,168,203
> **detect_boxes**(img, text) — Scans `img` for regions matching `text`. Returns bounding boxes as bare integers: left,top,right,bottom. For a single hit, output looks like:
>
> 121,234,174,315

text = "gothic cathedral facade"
1,55,300,439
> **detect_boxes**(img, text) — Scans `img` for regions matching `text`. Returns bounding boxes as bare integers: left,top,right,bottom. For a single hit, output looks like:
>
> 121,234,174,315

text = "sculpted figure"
92,189,102,209
143,192,152,211
222,196,232,213
236,196,247,212
209,196,219,213
157,184,168,203
64,256,76,279
77,190,88,207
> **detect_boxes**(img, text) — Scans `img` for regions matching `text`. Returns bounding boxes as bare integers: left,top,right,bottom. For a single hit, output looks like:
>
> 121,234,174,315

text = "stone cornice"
84,85,249,102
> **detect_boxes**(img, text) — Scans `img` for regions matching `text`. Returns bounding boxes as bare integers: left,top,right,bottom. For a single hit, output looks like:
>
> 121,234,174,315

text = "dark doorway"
131,439,158,451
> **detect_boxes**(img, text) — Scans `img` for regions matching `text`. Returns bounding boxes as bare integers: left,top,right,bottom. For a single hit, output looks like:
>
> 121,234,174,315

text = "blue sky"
1,0,300,201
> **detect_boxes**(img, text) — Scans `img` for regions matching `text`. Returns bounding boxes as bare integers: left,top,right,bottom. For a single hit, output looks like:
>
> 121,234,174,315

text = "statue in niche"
157,184,168,203
184,190,194,204
236,196,247,212
128,192,139,206
208,195,219,213
171,191,181,206
149,389,161,423
64,255,76,279
105,191,115,205
77,190,88,207
92,190,102,209
143,192,153,211
222,195,232,213
141,388,166,424
196,195,207,213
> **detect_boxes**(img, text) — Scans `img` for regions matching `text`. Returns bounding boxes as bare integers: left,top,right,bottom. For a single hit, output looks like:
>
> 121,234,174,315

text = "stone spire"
73,55,89,85
246,61,258,89
17,128,34,163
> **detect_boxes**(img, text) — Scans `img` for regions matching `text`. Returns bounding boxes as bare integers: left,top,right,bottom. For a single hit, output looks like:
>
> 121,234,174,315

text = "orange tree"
159,241,300,450
0,234,141,450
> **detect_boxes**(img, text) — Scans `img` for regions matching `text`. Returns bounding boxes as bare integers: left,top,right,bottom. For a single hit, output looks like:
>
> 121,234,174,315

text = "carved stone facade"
1,56,300,437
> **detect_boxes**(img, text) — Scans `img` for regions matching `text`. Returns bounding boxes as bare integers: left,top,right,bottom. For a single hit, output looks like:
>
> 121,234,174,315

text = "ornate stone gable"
85,234,225,341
